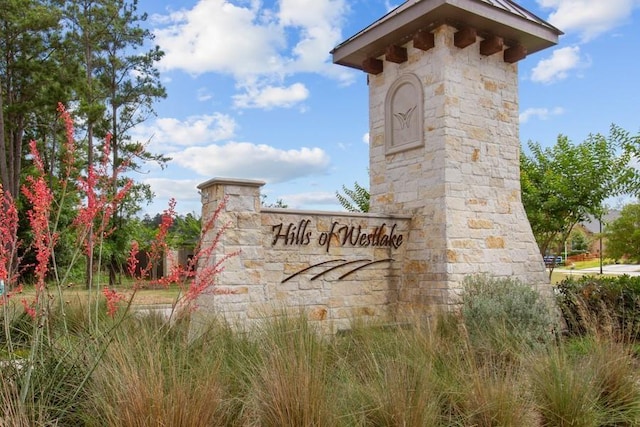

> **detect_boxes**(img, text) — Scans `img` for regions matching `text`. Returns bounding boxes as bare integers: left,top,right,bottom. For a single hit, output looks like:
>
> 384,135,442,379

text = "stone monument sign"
193,0,562,333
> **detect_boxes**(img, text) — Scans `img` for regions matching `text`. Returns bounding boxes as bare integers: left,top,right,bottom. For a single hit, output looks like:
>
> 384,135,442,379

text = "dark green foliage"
605,203,640,262
336,181,370,213
556,275,640,340
570,229,589,255
168,212,201,249
521,126,640,259
260,194,288,208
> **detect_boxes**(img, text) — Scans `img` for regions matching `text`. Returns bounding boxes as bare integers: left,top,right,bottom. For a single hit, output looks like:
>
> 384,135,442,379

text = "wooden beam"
480,35,504,56
385,45,407,63
504,45,527,63
413,30,435,51
362,57,383,74
454,27,476,49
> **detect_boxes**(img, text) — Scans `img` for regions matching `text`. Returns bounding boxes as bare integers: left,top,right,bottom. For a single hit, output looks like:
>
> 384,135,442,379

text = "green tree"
63,0,110,288
569,229,589,254
261,194,288,208
169,213,201,249
0,0,68,198
98,0,167,286
62,0,167,286
336,181,370,213
604,203,640,262
521,125,640,265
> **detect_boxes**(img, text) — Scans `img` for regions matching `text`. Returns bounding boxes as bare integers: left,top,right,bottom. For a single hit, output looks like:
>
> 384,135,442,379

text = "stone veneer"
368,25,548,316
192,178,412,334
192,8,558,331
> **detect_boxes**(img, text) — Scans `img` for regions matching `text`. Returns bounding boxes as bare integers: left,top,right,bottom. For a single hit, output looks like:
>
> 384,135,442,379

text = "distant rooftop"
332,0,563,70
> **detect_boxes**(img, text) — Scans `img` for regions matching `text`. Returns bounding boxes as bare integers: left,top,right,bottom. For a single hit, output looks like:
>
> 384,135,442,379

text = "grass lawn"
7,282,181,307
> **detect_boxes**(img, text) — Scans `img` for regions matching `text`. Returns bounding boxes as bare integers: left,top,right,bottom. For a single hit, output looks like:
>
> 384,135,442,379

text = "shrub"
556,275,640,340
530,337,640,426
461,274,557,351
333,319,442,426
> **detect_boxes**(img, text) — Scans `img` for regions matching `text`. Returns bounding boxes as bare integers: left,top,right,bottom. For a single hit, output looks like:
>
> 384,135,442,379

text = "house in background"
569,210,621,261
165,247,194,277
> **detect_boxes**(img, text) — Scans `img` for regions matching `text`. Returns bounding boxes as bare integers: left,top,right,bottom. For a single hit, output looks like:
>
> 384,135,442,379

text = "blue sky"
132,0,640,216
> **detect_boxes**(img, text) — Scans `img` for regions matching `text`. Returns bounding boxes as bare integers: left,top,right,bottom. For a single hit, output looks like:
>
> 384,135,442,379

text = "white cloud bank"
233,82,310,109
170,142,330,183
538,0,640,42
280,191,340,209
133,113,238,151
530,0,639,84
151,0,353,110
531,46,583,84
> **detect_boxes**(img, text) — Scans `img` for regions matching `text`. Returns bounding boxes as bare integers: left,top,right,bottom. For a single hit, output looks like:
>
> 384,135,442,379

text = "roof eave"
332,0,562,71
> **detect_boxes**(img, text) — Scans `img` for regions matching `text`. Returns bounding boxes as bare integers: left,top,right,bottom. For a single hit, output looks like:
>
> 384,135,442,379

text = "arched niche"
385,73,424,154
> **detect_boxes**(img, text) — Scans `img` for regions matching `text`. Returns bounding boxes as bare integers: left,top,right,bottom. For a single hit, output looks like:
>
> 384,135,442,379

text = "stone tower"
332,0,562,312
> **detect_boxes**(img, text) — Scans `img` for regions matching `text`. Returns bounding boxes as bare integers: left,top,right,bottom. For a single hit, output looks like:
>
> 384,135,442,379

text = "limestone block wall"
193,178,411,334
368,25,548,315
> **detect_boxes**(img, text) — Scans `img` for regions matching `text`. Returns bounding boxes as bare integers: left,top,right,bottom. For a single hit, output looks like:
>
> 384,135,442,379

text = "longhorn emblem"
393,105,416,129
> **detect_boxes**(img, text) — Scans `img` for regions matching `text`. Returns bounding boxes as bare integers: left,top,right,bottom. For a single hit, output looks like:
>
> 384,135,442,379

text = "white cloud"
233,82,310,109
144,178,201,200
362,132,370,145
141,178,202,216
170,142,331,183
154,0,351,79
538,0,639,41
277,0,350,77
531,46,583,83
153,0,285,77
196,88,213,101
519,107,565,124
280,191,340,209
152,0,355,110
134,114,237,151
384,1,401,12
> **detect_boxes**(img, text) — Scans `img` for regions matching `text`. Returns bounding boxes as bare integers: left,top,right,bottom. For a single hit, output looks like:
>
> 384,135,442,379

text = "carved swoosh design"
281,258,394,283
338,258,394,280
281,259,346,283
310,260,369,281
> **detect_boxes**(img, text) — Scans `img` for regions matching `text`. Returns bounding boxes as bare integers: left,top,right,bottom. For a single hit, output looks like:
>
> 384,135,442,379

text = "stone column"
192,178,266,330
368,25,548,316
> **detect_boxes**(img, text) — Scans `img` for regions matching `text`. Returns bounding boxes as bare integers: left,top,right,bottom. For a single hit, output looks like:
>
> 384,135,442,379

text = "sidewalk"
554,264,640,277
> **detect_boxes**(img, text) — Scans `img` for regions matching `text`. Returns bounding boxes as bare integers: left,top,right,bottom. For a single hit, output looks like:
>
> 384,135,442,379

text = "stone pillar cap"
197,177,266,190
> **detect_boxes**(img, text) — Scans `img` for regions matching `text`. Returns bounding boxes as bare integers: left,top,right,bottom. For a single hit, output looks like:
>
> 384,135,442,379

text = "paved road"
554,264,640,277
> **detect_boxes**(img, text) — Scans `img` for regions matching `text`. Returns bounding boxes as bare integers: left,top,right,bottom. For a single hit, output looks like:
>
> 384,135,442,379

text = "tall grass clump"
530,320,640,425
243,312,336,427
84,313,231,426
332,319,442,425
1,104,238,424
530,346,602,426
587,338,640,425
422,311,535,426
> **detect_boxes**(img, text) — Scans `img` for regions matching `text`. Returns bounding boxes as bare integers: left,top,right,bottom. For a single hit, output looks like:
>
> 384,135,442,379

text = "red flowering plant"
0,186,20,294
177,197,239,312
9,103,135,328
0,103,140,406
4,100,238,340
125,194,239,320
